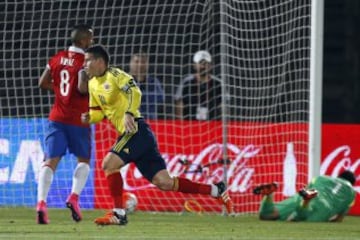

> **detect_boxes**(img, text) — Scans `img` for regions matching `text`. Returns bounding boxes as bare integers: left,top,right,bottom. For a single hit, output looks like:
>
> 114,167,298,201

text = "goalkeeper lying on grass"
253,170,356,222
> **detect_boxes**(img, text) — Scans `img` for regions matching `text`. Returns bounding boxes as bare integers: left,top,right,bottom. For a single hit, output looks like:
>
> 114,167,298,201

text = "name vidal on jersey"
60,57,74,66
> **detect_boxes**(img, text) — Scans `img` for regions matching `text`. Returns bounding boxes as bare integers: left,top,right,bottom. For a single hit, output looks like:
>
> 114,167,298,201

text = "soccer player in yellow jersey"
81,45,234,225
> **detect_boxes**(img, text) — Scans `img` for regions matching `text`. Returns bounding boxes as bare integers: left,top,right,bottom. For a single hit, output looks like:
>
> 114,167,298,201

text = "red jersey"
47,46,89,126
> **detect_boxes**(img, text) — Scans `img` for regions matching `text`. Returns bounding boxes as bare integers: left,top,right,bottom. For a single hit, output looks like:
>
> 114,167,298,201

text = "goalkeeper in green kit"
253,170,356,222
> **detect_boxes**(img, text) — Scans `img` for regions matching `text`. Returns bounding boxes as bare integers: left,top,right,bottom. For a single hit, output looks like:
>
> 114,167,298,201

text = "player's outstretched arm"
39,68,53,91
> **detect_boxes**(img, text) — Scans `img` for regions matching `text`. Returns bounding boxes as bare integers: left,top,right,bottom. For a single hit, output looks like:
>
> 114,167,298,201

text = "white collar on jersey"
68,46,85,54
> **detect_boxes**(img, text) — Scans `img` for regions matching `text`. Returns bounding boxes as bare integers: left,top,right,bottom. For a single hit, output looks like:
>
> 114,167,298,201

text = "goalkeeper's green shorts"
275,196,331,222
275,196,302,221
259,196,301,221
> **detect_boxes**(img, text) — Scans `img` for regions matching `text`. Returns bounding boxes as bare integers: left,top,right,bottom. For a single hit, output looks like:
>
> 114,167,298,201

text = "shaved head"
71,24,93,45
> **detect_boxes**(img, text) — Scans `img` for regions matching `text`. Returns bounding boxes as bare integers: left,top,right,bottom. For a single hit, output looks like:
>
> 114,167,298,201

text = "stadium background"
0,0,360,214
1,1,360,122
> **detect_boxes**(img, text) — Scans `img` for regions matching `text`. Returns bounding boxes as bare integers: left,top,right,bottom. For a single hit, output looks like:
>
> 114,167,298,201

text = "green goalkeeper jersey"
304,175,355,221
270,175,356,222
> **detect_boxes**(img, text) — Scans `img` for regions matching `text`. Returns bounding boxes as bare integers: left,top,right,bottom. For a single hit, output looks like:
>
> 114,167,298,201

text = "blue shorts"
45,121,91,159
110,118,166,182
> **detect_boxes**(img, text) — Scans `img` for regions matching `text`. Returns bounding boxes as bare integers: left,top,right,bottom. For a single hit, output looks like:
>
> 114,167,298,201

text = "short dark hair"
338,170,356,186
71,24,93,45
86,45,110,66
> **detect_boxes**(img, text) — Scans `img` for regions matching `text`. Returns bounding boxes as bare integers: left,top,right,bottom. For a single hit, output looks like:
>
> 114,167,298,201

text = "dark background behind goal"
0,0,359,123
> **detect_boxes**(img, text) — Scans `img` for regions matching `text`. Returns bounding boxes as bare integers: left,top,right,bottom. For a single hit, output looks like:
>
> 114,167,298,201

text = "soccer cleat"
94,211,128,226
66,194,82,222
36,200,49,224
298,188,318,201
253,182,278,196
215,182,235,216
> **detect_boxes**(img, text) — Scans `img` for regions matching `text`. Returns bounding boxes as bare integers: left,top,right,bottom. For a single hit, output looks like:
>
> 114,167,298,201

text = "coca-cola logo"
121,143,259,192
321,145,360,193
118,142,360,194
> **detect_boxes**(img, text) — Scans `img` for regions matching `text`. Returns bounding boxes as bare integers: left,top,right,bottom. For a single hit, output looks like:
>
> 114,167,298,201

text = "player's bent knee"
156,181,173,191
101,160,116,172
153,178,173,191
101,160,109,171
102,153,124,172
43,157,61,171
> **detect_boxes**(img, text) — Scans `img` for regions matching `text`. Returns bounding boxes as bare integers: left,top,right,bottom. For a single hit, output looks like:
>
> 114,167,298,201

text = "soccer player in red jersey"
36,24,94,224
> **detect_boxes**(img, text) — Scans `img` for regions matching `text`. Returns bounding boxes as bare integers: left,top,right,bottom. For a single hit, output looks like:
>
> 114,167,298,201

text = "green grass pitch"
0,208,359,240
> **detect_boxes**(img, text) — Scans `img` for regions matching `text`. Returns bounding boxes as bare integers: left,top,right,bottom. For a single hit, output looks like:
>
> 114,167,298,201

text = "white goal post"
0,0,321,214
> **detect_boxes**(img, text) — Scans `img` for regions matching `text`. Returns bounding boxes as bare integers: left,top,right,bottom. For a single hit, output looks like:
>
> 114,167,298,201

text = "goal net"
0,0,311,214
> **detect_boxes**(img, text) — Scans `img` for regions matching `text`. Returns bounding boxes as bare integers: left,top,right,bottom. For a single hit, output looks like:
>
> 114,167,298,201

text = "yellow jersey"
88,67,142,135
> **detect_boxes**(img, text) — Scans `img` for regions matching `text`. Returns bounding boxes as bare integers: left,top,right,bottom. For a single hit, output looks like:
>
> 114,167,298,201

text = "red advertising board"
93,120,359,215
321,124,360,215
94,120,309,212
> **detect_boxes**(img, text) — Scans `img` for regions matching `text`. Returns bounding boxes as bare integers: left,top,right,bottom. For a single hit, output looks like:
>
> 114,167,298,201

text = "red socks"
106,172,123,208
176,177,211,195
